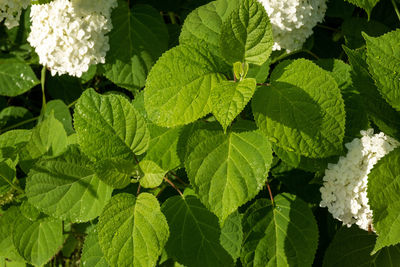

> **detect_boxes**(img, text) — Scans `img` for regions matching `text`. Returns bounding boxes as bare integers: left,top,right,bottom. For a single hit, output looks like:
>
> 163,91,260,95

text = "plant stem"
317,24,339,32
0,174,24,194
392,0,400,23
0,116,38,133
164,176,183,197
41,66,47,112
67,99,79,109
271,49,319,65
168,12,177,24
137,184,141,196
266,180,274,206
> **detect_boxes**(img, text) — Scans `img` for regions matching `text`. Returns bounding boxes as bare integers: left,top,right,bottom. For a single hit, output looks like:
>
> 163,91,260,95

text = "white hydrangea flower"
28,0,117,77
0,0,30,29
320,129,399,232
257,0,327,52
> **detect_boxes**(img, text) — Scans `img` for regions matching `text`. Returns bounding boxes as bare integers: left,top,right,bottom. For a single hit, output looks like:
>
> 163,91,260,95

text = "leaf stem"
0,116,38,133
316,24,340,32
41,66,47,112
266,180,274,206
0,174,24,194
67,99,79,109
168,12,177,24
164,176,183,197
136,184,141,196
271,49,319,65
392,0,400,23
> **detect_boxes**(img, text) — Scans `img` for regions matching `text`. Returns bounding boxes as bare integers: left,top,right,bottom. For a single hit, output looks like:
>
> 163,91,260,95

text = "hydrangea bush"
0,0,400,266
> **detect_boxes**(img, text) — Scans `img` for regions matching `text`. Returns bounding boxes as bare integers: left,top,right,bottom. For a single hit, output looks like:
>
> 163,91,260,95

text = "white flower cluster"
257,0,327,52
320,129,399,232
28,0,117,77
0,0,30,29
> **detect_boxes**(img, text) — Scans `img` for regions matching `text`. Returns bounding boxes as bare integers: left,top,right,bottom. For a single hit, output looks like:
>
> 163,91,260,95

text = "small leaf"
74,89,149,160
185,129,273,221
220,0,273,65
220,210,243,261
344,0,380,18
368,148,400,253
26,146,113,223
0,57,39,97
161,195,234,267
98,193,169,267
252,59,346,158
12,215,63,266
93,158,137,189
211,78,256,131
364,30,400,111
42,100,74,135
241,194,319,267
144,44,226,127
138,160,166,188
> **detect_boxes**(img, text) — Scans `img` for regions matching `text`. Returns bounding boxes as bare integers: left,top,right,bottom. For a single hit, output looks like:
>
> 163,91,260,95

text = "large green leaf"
102,2,168,91
26,146,113,223
0,57,39,97
12,215,63,266
180,0,240,59
252,59,346,158
161,195,234,267
368,148,400,253
344,0,380,18
323,226,400,267
74,89,149,160
0,207,25,262
211,78,256,132
220,0,273,65
185,129,273,221
364,30,400,112
81,226,109,267
144,44,226,127
241,194,319,267
98,193,169,267
343,46,400,140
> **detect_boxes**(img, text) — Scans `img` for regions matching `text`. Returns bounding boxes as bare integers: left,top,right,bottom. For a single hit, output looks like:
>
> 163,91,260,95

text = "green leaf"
0,106,33,129
211,78,256,132
180,0,240,59
316,58,369,142
0,57,39,97
102,2,168,91
26,146,113,223
0,207,25,262
93,158,137,189
323,226,400,267
74,89,149,160
21,113,68,161
344,0,380,18
220,210,243,261
368,148,400,253
81,226,110,267
252,59,346,158
12,215,63,266
364,30,400,112
343,46,400,140
342,17,389,49
0,159,17,193
98,193,169,267
241,194,319,267
0,130,31,165
161,195,234,267
220,0,273,65
185,129,273,221
42,100,74,135
19,201,41,222
138,160,166,188
144,44,226,127
144,124,182,171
